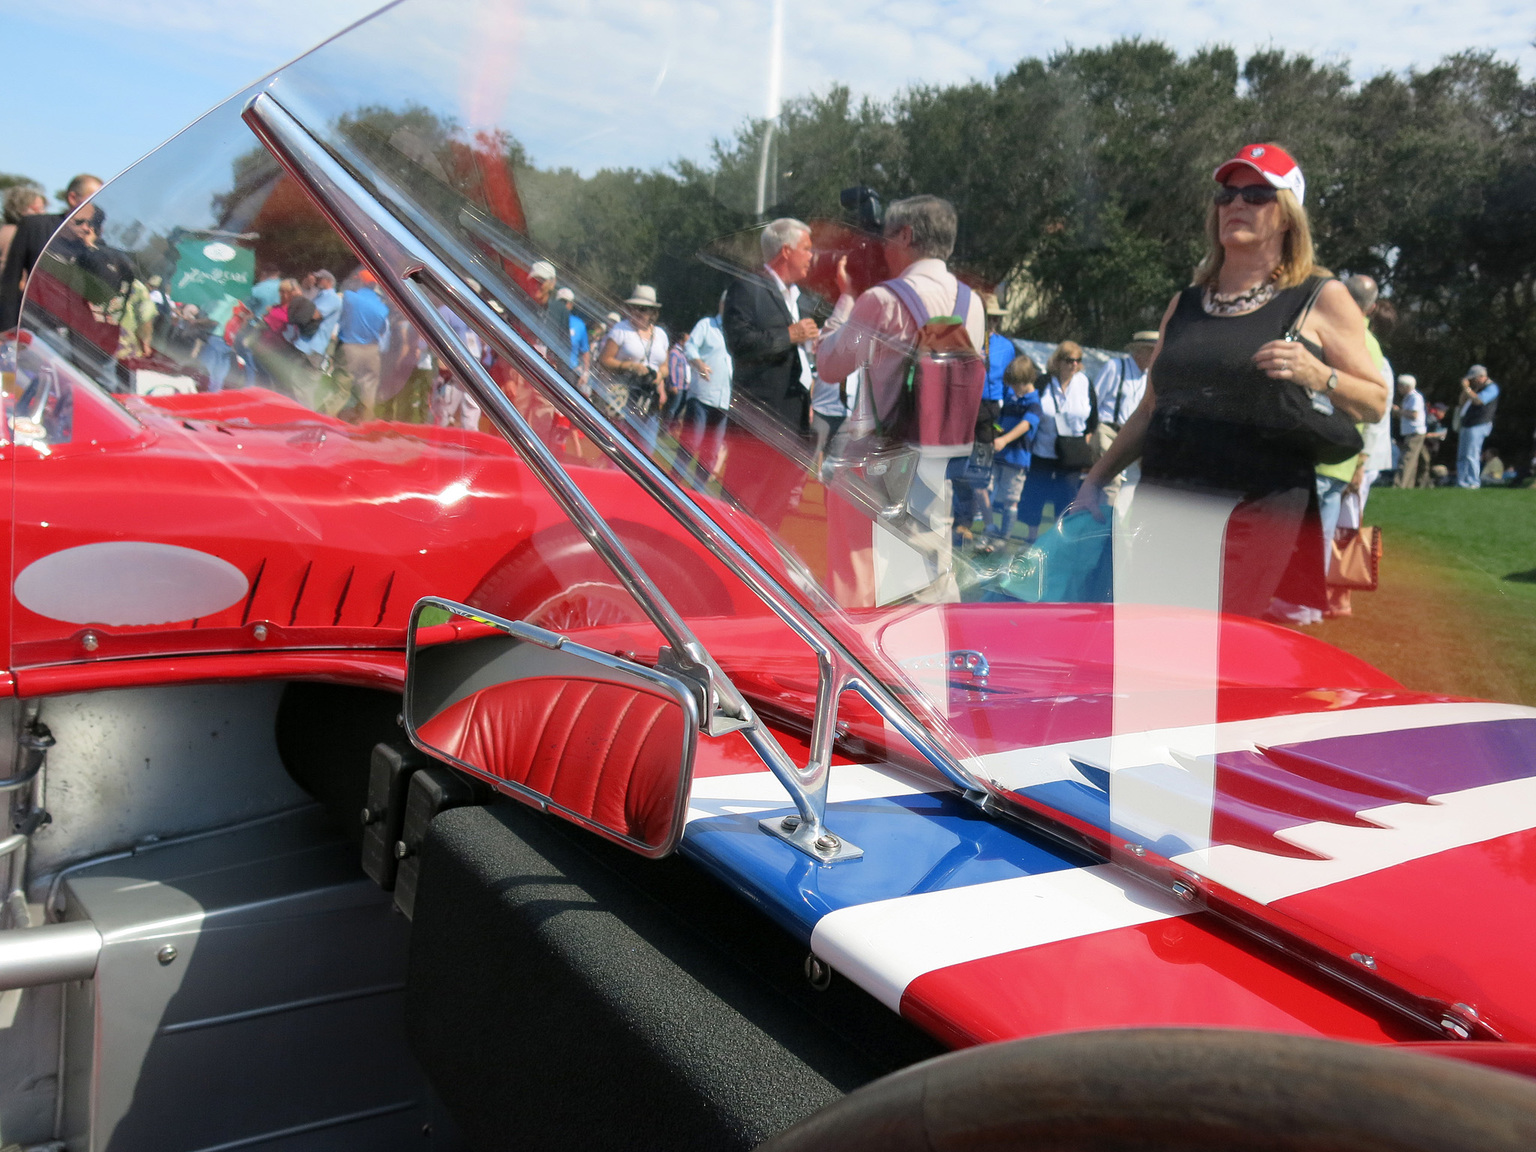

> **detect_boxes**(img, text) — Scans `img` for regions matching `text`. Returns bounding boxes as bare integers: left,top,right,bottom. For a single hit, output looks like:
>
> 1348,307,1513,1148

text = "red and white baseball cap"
1214,143,1306,206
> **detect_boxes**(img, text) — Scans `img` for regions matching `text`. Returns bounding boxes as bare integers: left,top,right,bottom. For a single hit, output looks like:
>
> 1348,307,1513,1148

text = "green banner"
170,238,254,315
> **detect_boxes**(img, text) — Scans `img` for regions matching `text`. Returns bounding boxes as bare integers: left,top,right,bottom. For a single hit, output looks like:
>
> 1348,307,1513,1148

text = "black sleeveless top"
1143,279,1326,496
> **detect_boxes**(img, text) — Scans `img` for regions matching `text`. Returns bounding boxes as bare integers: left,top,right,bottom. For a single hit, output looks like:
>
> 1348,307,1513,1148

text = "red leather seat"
418,676,685,845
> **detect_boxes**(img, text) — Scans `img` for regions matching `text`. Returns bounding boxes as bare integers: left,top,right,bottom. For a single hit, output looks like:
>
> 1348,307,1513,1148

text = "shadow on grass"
1504,569,1536,584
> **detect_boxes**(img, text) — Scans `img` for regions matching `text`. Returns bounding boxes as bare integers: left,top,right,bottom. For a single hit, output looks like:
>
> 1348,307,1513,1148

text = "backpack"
288,294,321,341
880,278,985,449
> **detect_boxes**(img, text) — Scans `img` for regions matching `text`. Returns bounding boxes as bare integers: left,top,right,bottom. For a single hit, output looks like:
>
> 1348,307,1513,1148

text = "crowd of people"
1,154,1522,621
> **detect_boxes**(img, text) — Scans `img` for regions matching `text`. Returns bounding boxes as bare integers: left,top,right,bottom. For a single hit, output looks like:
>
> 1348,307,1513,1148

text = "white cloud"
16,0,1536,185
252,0,1532,179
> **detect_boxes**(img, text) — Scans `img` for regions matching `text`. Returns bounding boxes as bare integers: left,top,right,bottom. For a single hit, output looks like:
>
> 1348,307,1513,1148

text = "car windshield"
10,0,1533,918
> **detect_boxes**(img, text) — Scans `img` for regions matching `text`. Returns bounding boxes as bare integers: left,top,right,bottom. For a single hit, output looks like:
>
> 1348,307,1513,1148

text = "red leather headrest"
419,676,684,844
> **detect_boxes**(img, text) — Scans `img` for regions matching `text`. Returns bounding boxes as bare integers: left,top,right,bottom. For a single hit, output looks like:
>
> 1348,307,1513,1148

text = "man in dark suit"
0,173,101,331
723,217,820,430
717,218,821,530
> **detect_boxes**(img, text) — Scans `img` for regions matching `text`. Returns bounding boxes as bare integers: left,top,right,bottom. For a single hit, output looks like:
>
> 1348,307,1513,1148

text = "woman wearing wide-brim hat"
1071,142,1386,619
599,285,670,437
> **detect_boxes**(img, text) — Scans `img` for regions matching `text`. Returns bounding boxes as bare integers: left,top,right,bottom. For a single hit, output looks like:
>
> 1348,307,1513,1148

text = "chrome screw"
394,841,413,860
157,945,178,966
1124,843,1147,857
1351,952,1378,970
780,815,801,833
1170,881,1196,902
252,624,269,642
814,833,841,854
1439,1015,1472,1040
81,632,99,653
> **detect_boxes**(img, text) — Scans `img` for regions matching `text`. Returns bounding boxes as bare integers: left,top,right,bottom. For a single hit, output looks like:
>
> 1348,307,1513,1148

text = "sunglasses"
1215,184,1279,207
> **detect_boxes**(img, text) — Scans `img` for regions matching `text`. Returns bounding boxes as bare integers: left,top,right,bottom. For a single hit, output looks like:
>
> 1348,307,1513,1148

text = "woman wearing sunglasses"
1014,340,1094,544
1071,143,1386,618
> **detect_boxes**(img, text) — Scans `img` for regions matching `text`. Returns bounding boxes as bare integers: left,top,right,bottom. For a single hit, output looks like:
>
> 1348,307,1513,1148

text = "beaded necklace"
1202,270,1280,316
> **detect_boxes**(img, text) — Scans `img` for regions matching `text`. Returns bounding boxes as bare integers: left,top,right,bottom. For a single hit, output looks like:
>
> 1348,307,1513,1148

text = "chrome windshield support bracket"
240,89,1004,863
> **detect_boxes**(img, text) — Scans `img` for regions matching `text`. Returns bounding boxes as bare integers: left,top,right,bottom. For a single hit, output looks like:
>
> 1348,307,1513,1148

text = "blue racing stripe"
1281,717,1536,795
680,791,1091,942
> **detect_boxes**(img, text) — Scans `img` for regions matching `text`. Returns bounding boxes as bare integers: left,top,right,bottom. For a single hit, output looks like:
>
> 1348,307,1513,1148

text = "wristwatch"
1324,370,1339,392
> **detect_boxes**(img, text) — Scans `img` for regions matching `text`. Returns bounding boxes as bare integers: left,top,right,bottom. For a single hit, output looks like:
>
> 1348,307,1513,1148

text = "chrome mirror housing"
404,598,700,857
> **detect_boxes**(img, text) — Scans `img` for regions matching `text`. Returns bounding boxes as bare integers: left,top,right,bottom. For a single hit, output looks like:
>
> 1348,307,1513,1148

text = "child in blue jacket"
987,356,1042,541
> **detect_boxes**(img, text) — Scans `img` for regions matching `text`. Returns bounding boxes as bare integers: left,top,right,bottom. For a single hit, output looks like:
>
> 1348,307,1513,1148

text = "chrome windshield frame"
243,89,995,862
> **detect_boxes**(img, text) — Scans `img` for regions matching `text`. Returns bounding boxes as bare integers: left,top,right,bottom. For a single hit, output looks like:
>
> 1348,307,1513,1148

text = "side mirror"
403,598,700,857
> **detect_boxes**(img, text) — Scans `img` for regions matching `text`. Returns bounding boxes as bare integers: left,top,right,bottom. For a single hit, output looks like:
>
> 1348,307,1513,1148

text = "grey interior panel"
29,683,313,883
58,806,458,1152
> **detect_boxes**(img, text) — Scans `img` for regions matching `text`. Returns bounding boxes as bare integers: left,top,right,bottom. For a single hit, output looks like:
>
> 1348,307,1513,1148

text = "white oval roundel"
202,242,237,263
15,542,249,626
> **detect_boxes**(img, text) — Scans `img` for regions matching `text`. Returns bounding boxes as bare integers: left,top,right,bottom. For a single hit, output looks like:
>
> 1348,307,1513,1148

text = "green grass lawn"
1309,487,1536,705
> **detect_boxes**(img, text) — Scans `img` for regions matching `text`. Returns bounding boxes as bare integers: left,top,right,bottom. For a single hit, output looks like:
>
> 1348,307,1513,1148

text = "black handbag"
1271,277,1364,466
1046,376,1097,471
1053,431,1094,470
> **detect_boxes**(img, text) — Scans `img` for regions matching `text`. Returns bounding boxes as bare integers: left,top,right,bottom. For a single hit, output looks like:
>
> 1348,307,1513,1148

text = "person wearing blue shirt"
679,297,734,482
555,288,591,389
248,269,282,316
987,356,1042,541
294,270,342,365
984,317,1016,406
953,295,1017,545
1455,364,1499,488
332,270,391,420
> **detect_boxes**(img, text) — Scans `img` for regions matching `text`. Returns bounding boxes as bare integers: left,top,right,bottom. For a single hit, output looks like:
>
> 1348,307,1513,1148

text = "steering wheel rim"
757,1028,1536,1152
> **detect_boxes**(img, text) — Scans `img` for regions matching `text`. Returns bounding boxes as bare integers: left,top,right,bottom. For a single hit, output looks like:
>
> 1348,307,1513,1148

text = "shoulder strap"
952,281,972,322
1284,275,1332,341
881,277,930,328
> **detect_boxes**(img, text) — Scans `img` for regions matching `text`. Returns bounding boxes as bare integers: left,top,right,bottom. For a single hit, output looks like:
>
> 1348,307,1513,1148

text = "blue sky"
4,0,1533,203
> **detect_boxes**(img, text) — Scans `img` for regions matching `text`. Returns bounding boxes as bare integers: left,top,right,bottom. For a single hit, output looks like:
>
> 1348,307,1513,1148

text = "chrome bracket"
758,813,863,864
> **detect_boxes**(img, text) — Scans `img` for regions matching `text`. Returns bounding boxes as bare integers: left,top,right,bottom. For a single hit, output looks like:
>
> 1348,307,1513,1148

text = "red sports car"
1,3,1533,1151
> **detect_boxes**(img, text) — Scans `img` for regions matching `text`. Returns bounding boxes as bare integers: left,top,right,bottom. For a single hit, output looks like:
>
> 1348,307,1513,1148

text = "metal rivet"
804,954,832,991
361,807,376,826
81,632,99,653
252,624,268,642
780,815,801,833
394,841,412,860
1124,843,1147,857
1170,881,1196,902
1351,952,1378,970
157,945,178,966
814,833,841,854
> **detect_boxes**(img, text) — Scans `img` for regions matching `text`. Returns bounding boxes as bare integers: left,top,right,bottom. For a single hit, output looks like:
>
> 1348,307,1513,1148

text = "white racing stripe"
809,864,1184,1011
1176,774,1536,905
686,763,925,824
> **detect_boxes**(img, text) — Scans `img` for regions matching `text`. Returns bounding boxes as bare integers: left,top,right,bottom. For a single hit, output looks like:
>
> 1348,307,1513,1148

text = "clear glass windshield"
11,0,1536,995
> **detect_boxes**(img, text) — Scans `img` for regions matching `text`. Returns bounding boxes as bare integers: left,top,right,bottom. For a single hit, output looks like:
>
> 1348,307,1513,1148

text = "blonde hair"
1048,340,1084,381
1194,176,1328,290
